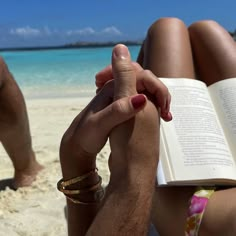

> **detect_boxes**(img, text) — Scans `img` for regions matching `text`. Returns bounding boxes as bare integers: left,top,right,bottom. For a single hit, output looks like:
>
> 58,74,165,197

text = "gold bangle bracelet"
57,168,105,204
58,176,102,195
58,168,97,189
66,187,105,205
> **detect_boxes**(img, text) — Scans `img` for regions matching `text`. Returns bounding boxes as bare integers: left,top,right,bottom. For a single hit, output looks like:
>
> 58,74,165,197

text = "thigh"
138,17,195,79
189,20,236,86
151,186,196,236
199,187,236,235
152,187,236,236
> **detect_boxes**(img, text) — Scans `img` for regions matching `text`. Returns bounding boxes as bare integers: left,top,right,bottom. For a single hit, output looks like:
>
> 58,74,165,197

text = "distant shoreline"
0,41,143,52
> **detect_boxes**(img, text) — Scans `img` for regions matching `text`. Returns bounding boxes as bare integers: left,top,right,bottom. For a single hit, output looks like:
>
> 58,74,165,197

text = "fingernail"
131,94,146,109
168,112,173,121
113,45,129,59
162,111,173,121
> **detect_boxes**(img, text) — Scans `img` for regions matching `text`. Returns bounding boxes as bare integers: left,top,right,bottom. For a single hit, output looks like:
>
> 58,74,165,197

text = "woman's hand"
59,44,172,236
60,44,172,181
60,82,148,180
96,61,172,121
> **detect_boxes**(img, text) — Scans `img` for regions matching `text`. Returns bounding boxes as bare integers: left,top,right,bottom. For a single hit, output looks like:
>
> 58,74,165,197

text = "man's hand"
60,81,148,179
87,44,161,236
96,60,172,121
108,44,160,184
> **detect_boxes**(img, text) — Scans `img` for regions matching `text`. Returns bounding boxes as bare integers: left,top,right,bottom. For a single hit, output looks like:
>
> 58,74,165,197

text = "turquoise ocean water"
1,45,140,99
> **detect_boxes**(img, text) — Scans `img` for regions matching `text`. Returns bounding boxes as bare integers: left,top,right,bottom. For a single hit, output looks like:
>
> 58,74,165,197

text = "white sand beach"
0,97,111,236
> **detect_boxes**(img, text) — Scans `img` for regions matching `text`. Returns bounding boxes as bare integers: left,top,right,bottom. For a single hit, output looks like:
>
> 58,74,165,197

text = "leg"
136,41,145,66
0,57,43,189
139,17,197,235
189,20,236,235
198,188,236,235
189,20,236,85
142,18,236,235
139,17,195,78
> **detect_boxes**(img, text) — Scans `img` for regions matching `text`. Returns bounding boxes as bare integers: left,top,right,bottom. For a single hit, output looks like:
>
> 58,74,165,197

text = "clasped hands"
60,44,172,183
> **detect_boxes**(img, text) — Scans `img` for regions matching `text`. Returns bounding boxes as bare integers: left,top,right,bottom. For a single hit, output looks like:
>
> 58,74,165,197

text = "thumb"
112,44,137,101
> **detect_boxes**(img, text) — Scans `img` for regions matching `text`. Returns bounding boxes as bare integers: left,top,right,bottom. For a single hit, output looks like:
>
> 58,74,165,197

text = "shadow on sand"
0,178,16,191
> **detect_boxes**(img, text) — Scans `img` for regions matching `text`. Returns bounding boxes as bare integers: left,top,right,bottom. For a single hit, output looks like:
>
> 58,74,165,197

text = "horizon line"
0,40,143,52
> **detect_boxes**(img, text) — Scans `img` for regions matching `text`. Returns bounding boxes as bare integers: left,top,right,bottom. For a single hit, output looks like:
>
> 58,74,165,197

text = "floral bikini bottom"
185,187,215,236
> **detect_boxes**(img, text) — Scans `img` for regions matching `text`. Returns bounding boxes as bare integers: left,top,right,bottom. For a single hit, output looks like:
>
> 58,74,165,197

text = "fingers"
136,70,172,121
96,67,172,121
112,44,137,100
63,81,144,155
95,47,172,121
89,80,114,113
95,62,142,89
92,94,147,136
66,93,147,155
66,80,114,137
95,65,113,88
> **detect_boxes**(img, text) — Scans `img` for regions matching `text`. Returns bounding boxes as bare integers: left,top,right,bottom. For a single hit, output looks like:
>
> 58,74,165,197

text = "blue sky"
0,0,236,48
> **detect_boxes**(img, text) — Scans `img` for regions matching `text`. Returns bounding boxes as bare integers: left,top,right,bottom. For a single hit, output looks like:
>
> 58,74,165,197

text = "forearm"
67,199,100,236
63,172,103,236
88,104,160,235
60,149,102,236
87,168,157,236
62,171,102,236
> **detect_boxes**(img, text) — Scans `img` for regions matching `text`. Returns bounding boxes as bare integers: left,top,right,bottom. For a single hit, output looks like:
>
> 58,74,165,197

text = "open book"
157,78,236,186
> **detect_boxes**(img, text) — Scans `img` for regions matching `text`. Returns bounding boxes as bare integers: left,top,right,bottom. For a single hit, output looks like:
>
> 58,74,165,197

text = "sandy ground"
0,97,111,236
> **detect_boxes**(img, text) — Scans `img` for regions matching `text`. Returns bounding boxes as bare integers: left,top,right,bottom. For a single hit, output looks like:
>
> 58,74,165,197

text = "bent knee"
0,56,8,72
147,17,186,38
0,56,9,88
188,20,220,35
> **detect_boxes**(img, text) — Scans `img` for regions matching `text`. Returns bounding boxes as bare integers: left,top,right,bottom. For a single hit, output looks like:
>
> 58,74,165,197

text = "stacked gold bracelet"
57,169,105,205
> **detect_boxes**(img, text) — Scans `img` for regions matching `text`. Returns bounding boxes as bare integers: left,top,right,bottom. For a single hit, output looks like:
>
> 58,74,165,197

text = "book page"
157,160,167,185
208,78,236,158
159,78,236,183
157,134,173,185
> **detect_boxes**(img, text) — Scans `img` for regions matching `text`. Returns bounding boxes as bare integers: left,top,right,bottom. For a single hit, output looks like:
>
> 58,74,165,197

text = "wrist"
61,161,96,182
109,158,158,191
60,150,96,180
60,135,98,178
109,148,159,183
58,169,104,205
107,168,156,203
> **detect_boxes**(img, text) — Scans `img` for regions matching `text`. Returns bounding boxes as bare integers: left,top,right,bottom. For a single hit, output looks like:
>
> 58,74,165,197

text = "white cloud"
66,27,95,36
101,26,122,35
10,26,41,37
66,26,122,37
7,25,123,42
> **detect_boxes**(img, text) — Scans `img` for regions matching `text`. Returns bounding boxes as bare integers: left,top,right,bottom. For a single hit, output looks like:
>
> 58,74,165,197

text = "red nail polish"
168,112,173,121
131,95,146,109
